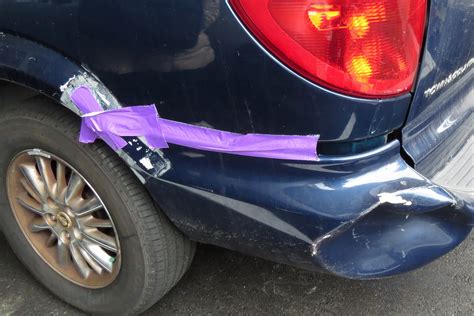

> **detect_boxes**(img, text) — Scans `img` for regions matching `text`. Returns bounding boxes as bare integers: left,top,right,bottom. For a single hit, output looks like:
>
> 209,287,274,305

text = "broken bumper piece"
140,140,473,279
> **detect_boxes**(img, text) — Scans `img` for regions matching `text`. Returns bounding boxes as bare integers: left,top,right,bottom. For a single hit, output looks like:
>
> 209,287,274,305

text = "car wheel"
0,94,195,314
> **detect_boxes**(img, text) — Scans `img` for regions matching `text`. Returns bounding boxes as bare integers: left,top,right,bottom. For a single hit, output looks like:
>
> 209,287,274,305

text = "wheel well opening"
0,79,77,115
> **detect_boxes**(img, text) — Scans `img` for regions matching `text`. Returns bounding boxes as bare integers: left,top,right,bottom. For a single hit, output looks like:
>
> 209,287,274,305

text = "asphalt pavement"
0,232,472,315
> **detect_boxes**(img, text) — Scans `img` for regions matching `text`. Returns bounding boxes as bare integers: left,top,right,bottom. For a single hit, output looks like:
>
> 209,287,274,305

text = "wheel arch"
0,32,168,183
0,32,120,115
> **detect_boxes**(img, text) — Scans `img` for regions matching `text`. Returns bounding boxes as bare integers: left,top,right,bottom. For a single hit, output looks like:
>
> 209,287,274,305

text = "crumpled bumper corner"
309,146,473,279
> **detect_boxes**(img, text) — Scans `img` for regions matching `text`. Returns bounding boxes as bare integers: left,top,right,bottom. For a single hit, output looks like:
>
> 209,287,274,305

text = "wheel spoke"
46,233,57,247
55,162,67,202
35,156,57,201
78,242,104,275
30,217,50,233
81,239,114,273
57,239,71,266
19,178,42,203
65,172,85,205
69,242,91,279
82,216,113,228
74,196,103,217
83,228,118,252
17,193,45,215
19,163,47,202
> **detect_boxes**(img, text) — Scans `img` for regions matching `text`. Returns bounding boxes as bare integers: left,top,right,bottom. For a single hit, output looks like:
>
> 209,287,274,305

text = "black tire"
0,94,195,315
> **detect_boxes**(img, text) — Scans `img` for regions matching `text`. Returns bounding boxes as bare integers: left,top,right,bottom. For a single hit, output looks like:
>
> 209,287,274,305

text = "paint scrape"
139,157,154,170
378,192,413,206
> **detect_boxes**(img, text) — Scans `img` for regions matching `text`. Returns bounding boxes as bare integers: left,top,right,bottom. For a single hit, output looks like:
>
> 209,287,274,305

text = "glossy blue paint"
0,0,472,280
138,140,472,278
0,32,82,103
402,0,473,173
401,0,473,206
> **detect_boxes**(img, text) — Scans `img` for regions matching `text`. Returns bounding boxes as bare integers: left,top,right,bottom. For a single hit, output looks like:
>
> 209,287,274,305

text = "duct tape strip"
71,87,319,161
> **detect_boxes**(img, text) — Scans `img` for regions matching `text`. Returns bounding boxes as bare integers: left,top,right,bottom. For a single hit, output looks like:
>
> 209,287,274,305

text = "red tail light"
229,0,427,98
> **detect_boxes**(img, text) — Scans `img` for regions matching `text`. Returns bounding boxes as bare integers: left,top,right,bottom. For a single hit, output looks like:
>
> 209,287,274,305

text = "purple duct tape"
80,107,168,150
159,119,318,161
70,86,103,113
70,87,318,161
71,87,166,150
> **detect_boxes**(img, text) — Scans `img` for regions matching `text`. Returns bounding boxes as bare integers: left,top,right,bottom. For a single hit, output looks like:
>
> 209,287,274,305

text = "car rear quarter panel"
0,0,411,143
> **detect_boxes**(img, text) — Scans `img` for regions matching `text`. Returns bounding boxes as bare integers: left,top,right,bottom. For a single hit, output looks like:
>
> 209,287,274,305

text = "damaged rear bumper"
309,141,473,278
140,140,473,279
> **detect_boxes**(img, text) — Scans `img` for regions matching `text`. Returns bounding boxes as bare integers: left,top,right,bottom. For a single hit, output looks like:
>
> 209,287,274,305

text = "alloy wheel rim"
6,149,121,288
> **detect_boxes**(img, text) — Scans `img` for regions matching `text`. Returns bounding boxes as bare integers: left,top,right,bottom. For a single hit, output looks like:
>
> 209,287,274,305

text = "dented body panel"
0,1,472,279
139,141,473,278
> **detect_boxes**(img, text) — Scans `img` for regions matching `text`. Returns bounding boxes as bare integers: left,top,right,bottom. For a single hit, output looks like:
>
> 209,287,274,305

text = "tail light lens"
229,0,427,98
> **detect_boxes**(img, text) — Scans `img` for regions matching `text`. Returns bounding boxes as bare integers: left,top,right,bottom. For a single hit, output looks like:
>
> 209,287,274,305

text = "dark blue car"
0,0,472,314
